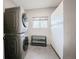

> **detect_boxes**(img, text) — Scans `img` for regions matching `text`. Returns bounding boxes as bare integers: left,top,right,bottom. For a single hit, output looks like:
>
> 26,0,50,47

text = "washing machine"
4,34,28,59
4,7,28,34
4,7,28,59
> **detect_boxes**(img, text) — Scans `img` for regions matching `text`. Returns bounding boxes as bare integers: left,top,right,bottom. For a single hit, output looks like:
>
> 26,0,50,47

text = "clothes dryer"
4,7,27,34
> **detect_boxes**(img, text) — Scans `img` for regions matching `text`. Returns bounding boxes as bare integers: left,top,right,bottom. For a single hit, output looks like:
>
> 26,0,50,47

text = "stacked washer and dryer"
4,7,28,59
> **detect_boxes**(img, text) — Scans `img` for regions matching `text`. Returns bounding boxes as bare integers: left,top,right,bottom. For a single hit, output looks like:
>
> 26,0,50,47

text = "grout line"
50,44,61,59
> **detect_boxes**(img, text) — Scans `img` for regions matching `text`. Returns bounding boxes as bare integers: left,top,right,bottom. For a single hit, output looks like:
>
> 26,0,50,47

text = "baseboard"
50,44,61,59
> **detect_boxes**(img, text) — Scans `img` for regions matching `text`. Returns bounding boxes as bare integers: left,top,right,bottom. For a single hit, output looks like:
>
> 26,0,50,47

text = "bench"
31,35,47,47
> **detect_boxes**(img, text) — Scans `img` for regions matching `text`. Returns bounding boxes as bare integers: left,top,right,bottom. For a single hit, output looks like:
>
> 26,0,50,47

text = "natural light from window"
32,17,48,28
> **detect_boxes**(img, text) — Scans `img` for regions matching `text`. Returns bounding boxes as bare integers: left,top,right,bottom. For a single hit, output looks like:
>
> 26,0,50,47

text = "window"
32,17,48,28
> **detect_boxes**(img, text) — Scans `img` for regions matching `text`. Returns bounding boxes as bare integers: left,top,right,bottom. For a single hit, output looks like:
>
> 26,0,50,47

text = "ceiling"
12,0,62,10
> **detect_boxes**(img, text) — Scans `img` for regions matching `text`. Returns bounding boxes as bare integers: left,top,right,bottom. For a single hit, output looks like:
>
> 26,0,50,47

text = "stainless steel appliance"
4,7,28,59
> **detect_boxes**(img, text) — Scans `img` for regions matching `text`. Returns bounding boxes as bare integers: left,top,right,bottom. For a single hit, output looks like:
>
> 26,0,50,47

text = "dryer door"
22,13,27,27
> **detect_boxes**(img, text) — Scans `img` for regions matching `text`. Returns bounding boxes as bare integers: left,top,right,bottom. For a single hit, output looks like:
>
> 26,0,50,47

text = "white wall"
50,1,63,59
63,0,76,59
3,0,16,11
26,7,55,44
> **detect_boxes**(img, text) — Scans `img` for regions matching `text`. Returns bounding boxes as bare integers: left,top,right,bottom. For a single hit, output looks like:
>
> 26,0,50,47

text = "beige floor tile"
24,45,59,59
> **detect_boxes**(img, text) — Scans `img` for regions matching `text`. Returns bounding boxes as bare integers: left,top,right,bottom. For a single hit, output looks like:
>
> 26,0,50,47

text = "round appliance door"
22,13,27,27
23,37,28,51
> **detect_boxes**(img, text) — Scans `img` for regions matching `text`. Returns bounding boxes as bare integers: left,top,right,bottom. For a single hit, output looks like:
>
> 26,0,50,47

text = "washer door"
23,37,28,51
22,13,27,27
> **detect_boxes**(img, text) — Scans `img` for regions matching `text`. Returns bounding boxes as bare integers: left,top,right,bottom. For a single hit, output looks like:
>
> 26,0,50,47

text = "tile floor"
24,45,59,59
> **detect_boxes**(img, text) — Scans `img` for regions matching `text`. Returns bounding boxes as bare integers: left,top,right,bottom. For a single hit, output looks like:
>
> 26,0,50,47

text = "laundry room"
3,0,76,59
